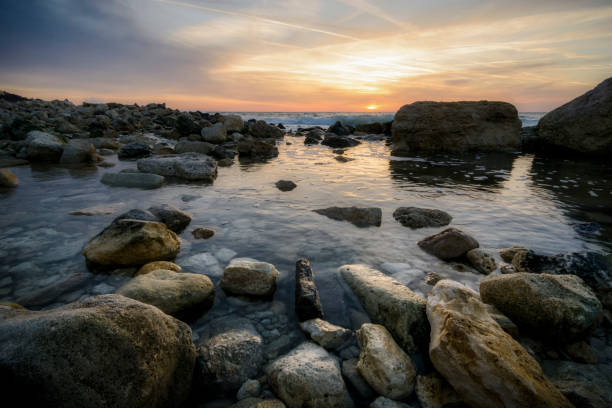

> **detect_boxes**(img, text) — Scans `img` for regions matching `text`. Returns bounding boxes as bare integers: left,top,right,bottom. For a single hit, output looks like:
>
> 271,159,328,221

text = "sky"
0,0,611,112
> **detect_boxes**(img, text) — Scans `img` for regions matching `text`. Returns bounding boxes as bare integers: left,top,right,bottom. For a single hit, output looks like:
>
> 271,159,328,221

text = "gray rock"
148,204,192,233
247,120,284,139
174,140,214,155
59,139,96,164
101,172,165,189
118,141,152,159
0,294,196,408
335,156,354,162
114,208,159,223
342,359,374,399
238,137,279,159
328,121,353,136
299,318,352,350
541,360,612,408
16,273,89,308
369,397,412,408
202,122,227,144
25,130,64,162
0,168,18,188
417,228,479,260
392,207,452,229
137,153,218,181
222,114,245,133
295,258,324,322
230,398,286,408
192,227,215,239
275,180,297,191
314,207,382,228
237,379,261,401
415,372,463,408
466,248,497,274
221,258,279,297
321,134,360,148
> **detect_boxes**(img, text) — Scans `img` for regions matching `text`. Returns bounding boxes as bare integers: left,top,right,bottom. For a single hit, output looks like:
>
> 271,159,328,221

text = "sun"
366,105,378,110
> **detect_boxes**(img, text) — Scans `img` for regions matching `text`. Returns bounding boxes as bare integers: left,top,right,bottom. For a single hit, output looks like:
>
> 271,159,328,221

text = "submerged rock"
314,206,382,227
427,279,573,408
340,264,428,354
15,273,89,308
480,273,602,339
275,180,297,191
192,227,215,239
295,258,324,322
299,318,351,350
101,172,165,189
25,130,64,162
417,227,479,260
0,168,18,188
0,294,196,408
148,204,192,233
137,153,218,181
369,397,412,408
221,258,279,297
392,207,452,229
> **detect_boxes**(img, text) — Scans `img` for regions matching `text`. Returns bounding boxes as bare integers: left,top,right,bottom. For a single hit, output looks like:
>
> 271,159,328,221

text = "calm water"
1,134,611,345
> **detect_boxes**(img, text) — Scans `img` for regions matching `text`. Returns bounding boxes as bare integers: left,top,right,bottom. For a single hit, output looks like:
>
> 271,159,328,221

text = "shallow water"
1,137,611,346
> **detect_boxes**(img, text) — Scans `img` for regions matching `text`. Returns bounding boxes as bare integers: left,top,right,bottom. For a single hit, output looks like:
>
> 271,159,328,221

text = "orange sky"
1,0,611,112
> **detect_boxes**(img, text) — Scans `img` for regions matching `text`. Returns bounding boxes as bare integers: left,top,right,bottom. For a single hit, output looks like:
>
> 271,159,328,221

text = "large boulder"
427,279,573,408
537,77,612,155
59,139,96,164
392,207,452,229
313,206,382,228
0,294,196,408
356,323,416,400
202,122,227,144
82,219,180,269
117,269,214,319
295,258,324,322
222,114,245,133
137,153,218,181
417,227,479,260
266,342,347,408
25,130,64,162
391,101,521,154
480,273,602,339
541,360,612,408
247,120,284,139
220,258,279,297
237,137,279,160
340,264,428,354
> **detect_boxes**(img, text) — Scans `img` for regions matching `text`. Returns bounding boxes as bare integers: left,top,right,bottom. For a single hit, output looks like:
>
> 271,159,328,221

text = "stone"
314,206,382,228
230,398,286,408
328,121,353,136
137,261,181,275
174,140,214,155
295,258,324,322
266,342,347,408
369,397,412,408
83,219,180,269
417,228,479,260
114,208,159,223
0,294,196,408
480,273,602,339
335,156,354,162
221,258,279,297
340,264,428,354
196,317,264,393
275,180,297,191
137,153,218,181
499,246,528,263
392,207,452,229
238,138,279,159
25,130,64,162
192,227,215,239
484,303,519,338
563,341,598,364
15,273,89,308
117,269,214,319
391,101,521,154
357,323,416,400
427,279,573,408
541,360,612,408
202,122,227,144
148,204,192,233
299,318,352,350
415,372,462,408
117,141,152,159
466,248,497,274
321,133,360,148
175,114,201,136
247,120,284,139
222,114,245,133
237,379,261,400
342,358,374,399
304,135,321,145
537,77,612,155
101,172,165,189
0,158,29,167
59,139,96,164
0,168,18,188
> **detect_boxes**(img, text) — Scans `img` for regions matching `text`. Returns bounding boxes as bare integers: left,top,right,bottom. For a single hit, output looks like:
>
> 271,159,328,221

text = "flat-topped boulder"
391,101,521,154
25,130,64,162
137,153,217,181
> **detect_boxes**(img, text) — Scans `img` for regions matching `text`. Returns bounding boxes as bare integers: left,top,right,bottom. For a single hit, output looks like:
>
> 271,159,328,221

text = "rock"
328,121,353,136
0,168,18,188
101,172,165,189
230,398,286,408
392,207,452,229
500,263,517,274
299,318,351,349
137,261,181,275
321,133,360,148
417,228,479,260
202,122,227,144
238,138,279,159
466,248,497,274
541,360,612,408
304,135,321,145
356,323,416,400
335,156,354,162
484,303,519,338
196,317,264,393
313,207,382,228
0,158,29,167
148,204,192,233
237,379,261,400
221,258,279,297
340,264,428,354
391,101,521,154
83,219,180,269
499,246,528,263
222,114,245,133
247,120,284,139
118,141,152,159
295,259,324,322
563,341,598,364
427,279,573,408
369,397,412,408
342,358,374,399
137,153,218,181
59,139,96,164
114,208,159,223
192,227,215,239
0,294,196,408
267,342,347,408
275,180,297,191
415,372,462,408
537,77,612,155
117,269,214,318
174,140,214,155
175,114,202,136
480,273,602,339
15,273,89,308
25,130,64,162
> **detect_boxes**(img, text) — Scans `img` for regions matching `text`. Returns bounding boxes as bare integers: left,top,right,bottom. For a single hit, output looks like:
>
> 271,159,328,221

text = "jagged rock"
137,261,181,275
137,153,218,181
299,318,351,350
417,228,479,260
466,248,497,274
238,138,279,159
295,258,324,322
175,114,201,136
25,130,64,162
314,206,381,227
59,139,96,164
101,172,165,189
0,168,18,188
148,204,192,233
221,258,279,297
392,207,452,229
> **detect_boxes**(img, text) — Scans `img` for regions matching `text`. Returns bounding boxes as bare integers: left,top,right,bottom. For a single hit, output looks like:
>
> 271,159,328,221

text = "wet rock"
295,258,324,322
117,269,214,318
230,398,286,408
118,141,152,159
415,372,462,408
563,341,598,364
148,204,192,233
299,318,351,349
424,272,443,286
499,246,528,263
222,114,244,133
484,303,519,338
267,342,347,408
0,294,196,408
541,360,612,408
335,155,354,162
340,264,428,354
480,273,602,339
328,121,353,136
417,228,479,260
16,273,89,308
247,120,284,139
137,261,181,275
342,358,374,399
357,323,416,400
196,317,264,393
427,279,573,408
391,101,521,154
101,172,165,189
237,379,261,401
175,114,202,136
202,122,227,144
174,140,214,155
25,130,64,162
392,207,452,229
321,133,360,148
238,138,279,160
221,258,279,297
0,168,18,188
137,153,218,181
304,135,321,145
314,206,382,228
152,143,175,155
192,227,215,239
466,248,497,274
275,180,297,191
83,219,180,269
0,158,29,167
369,397,412,408
114,208,159,223
59,139,96,164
